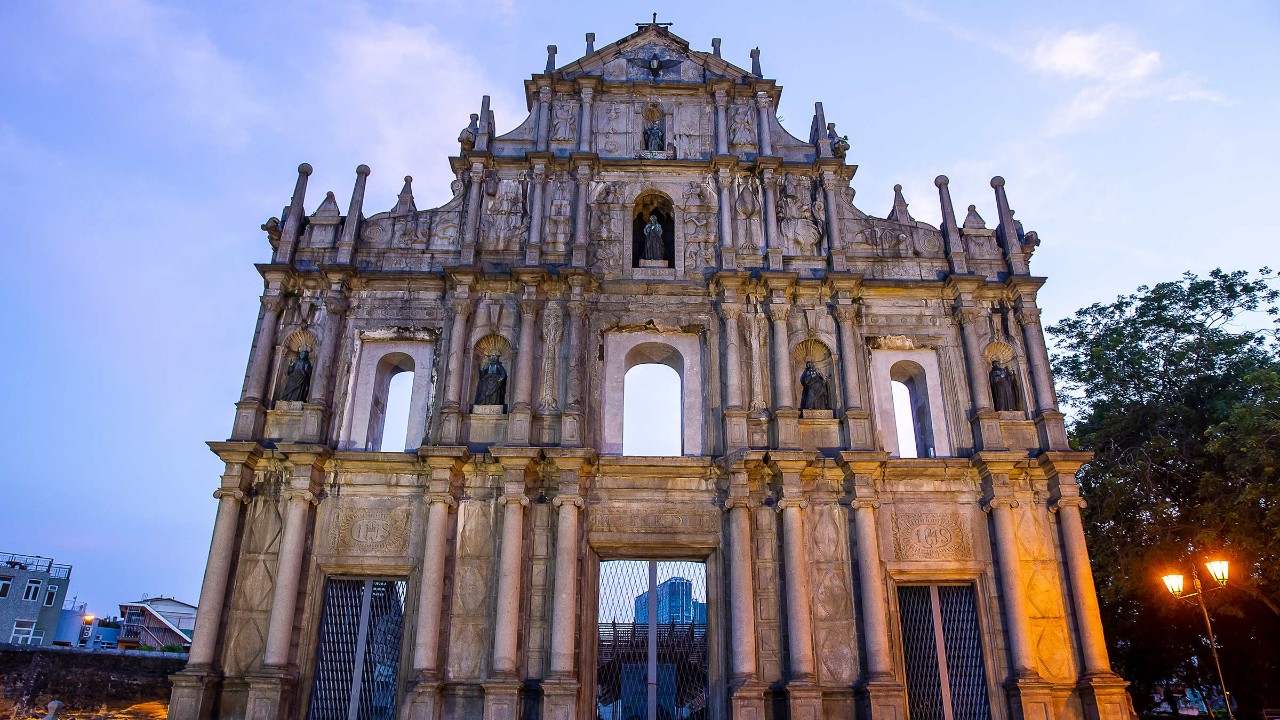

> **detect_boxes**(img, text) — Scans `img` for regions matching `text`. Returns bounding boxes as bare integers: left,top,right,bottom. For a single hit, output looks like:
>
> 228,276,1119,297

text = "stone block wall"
0,644,185,719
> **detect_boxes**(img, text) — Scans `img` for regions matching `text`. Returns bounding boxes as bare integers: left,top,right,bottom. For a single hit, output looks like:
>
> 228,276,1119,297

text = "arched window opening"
367,353,415,452
890,361,935,458
623,363,682,456
632,192,675,268
378,370,414,452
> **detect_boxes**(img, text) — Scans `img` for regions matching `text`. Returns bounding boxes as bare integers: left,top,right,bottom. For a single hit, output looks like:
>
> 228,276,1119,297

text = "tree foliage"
1048,269,1280,717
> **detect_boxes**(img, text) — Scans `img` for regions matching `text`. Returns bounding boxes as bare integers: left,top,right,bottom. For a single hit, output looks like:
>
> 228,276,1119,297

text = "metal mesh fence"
898,584,991,720
596,561,708,720
937,586,990,720
308,578,407,720
898,585,946,720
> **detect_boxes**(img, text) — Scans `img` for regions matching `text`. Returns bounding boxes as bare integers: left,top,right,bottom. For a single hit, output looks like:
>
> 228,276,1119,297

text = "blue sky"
0,1,1276,617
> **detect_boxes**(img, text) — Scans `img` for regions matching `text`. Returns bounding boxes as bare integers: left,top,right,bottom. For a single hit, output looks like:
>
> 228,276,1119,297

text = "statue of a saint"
990,360,1017,411
475,354,508,407
279,349,313,402
643,121,665,151
641,214,666,261
799,360,830,411
458,113,479,152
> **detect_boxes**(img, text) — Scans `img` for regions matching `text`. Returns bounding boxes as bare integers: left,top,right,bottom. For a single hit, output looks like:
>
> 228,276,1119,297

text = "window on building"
23,579,42,601
0,576,11,598
10,620,37,644
623,363,682,456
897,584,991,720
44,585,58,607
889,361,936,458
378,368,415,452
891,380,920,458
308,578,408,720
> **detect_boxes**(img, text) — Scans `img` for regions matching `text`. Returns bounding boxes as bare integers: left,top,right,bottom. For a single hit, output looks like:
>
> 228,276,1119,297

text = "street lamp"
1161,559,1234,720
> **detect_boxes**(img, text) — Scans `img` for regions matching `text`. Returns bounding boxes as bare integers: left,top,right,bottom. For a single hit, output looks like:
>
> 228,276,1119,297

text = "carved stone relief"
892,511,973,561
328,505,411,556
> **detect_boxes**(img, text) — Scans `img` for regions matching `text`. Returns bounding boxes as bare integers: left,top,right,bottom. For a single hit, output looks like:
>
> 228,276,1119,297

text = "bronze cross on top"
636,12,674,30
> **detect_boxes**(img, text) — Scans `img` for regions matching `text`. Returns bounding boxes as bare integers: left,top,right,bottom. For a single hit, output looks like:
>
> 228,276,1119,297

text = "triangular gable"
552,24,755,84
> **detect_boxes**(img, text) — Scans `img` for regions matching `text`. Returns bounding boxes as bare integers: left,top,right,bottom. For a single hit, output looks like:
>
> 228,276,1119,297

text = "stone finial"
886,184,913,224
313,190,341,218
585,33,595,53
750,47,762,77
963,204,987,229
337,164,370,261
711,38,722,58
546,45,557,74
392,176,416,215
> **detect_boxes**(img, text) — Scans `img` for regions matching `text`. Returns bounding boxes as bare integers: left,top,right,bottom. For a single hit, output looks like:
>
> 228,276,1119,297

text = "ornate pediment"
550,24,755,85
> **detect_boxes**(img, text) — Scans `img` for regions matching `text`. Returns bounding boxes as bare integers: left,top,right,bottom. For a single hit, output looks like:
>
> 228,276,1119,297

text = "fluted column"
1052,496,1112,675
577,87,594,152
754,92,773,155
1016,303,1057,413
242,294,284,403
714,90,730,155
726,495,758,679
187,486,249,666
850,498,892,678
263,485,319,667
984,492,1036,676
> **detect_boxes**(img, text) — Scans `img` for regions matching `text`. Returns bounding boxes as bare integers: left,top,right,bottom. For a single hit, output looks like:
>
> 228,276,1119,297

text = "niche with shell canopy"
631,191,675,268
793,338,837,417
471,333,513,411
273,329,318,404
984,340,1024,413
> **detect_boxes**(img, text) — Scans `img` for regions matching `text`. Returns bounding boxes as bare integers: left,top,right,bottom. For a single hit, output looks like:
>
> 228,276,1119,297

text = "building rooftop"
0,552,72,579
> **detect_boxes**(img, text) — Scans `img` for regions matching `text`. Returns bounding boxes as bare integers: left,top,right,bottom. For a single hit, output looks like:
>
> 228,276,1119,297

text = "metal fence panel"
898,586,946,720
938,586,990,720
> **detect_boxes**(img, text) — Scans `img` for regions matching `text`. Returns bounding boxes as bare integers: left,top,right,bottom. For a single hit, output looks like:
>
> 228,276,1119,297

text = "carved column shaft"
572,166,591,250
564,302,586,410
549,495,582,675
577,88,594,152
821,172,841,251
728,500,758,679
714,91,729,155
780,500,815,679
755,93,773,155
768,302,794,410
716,170,735,251
492,493,528,676
956,306,994,412
263,489,316,667
1055,499,1112,675
463,165,484,253
761,170,780,252
851,500,893,678
986,497,1036,675
412,495,454,673
538,302,564,413
242,296,283,402
187,487,247,666
527,167,547,248
721,306,745,409
512,301,539,410
1017,305,1057,413
536,88,552,151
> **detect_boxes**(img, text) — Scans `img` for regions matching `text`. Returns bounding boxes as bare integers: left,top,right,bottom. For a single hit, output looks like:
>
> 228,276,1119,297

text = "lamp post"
1161,559,1235,720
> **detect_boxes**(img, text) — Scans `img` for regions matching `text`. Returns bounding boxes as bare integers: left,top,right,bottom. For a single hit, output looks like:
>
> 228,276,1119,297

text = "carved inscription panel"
892,510,972,561
328,506,412,556
589,504,720,535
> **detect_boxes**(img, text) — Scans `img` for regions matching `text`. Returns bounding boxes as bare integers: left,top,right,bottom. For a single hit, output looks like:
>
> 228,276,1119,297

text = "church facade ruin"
170,21,1130,720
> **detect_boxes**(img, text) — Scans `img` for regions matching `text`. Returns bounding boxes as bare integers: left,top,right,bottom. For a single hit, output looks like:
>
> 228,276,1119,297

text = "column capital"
425,492,458,509
1049,496,1087,513
775,498,807,511
518,298,539,318
1015,305,1042,327
953,305,985,327
498,493,530,507
766,300,790,322
551,495,584,508
848,499,881,510
261,294,285,313
579,86,594,102
283,489,320,506
212,488,251,504
980,496,1019,513
450,297,473,318
754,91,772,108
724,497,756,510
718,302,743,321
832,302,860,325
714,88,728,106
538,86,553,102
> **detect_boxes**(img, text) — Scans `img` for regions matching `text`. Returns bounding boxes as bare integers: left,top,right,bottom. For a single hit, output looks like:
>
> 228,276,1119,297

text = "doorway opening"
597,560,708,720
308,578,408,720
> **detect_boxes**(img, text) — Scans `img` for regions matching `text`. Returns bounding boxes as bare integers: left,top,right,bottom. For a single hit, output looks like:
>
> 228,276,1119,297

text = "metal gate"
308,578,408,720
597,560,708,720
897,585,991,720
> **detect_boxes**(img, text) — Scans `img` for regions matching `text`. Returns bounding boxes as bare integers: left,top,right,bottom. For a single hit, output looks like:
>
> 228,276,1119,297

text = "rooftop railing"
0,553,71,577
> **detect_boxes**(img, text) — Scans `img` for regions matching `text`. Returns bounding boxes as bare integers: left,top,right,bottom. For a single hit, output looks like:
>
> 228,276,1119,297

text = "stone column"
721,304,746,410
242,294,284,403
1052,496,1111,675
571,164,591,267
820,171,841,252
335,165,369,265
755,92,773,156
832,303,873,450
543,450,593,720
485,450,537,720
262,486,319,667
850,498,891,678
536,87,552,151
507,297,539,445
306,295,347,406
271,163,312,264
716,168,736,269
1016,303,1055,413
561,295,587,447
461,163,485,264
983,492,1036,676
955,302,1005,450
768,298,799,448
525,164,547,265
772,456,821,719
188,487,249,666
440,295,473,445
537,301,564,417
726,498,757,679
761,169,780,254
714,89,729,155
577,87,594,152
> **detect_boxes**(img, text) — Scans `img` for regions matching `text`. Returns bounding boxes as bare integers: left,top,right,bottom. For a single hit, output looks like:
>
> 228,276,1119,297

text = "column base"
729,680,767,720
857,677,908,720
786,681,823,720
244,668,296,720
525,245,542,266
400,672,443,720
1034,411,1071,451
571,243,587,267
507,406,533,446
483,679,522,720
724,409,749,450
1007,675,1058,720
232,401,266,441
844,409,875,450
542,679,579,720
774,408,801,450
440,407,463,445
168,666,220,720
561,410,584,447
972,410,1007,451
1078,672,1130,720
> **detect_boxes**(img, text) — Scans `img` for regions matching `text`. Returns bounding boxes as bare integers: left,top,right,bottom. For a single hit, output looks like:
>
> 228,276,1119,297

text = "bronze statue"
641,214,666,261
799,360,830,410
475,354,508,407
643,121,665,151
990,360,1017,411
279,349,313,402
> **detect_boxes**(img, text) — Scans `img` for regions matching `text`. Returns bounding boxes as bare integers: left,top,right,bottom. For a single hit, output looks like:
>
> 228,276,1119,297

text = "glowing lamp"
1205,560,1229,587
1162,573,1185,597
82,614,95,623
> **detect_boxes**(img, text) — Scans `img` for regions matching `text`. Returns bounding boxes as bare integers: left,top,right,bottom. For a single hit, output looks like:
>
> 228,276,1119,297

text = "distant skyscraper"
634,577,706,625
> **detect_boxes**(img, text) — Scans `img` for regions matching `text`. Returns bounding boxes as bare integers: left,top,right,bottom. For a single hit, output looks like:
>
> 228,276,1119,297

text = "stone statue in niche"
458,114,479,152
799,361,830,411
777,174,822,254
641,214,666,261
643,122,665,151
990,360,1017,411
280,349,313,402
729,105,755,146
550,102,576,142
475,355,508,408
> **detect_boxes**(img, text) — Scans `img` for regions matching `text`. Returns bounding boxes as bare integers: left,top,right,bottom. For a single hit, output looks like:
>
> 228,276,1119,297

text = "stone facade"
171,22,1129,720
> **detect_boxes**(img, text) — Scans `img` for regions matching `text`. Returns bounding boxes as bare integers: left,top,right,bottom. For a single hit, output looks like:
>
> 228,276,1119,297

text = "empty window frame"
623,363,682,456
23,579,41,601
0,576,10,598
869,349,953,458
340,337,435,453
10,620,36,644
43,585,58,607
897,585,991,720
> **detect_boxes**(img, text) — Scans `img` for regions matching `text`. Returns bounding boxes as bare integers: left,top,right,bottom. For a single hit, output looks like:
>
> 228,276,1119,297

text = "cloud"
55,0,267,147
1029,25,1226,134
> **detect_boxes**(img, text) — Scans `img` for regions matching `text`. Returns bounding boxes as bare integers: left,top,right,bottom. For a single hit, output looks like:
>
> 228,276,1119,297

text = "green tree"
1049,269,1280,718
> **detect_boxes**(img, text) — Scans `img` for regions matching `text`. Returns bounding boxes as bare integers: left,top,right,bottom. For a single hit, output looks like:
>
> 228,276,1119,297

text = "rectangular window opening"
307,577,408,720
898,584,991,720
44,585,58,607
23,579,42,602
597,560,708,720
10,620,37,644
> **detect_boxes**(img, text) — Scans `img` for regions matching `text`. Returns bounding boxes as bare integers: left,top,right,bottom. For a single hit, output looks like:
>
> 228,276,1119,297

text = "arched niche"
339,332,436,452
792,338,837,414
272,329,318,404
603,333,704,456
868,347,952,458
631,192,675,268
470,333,513,411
